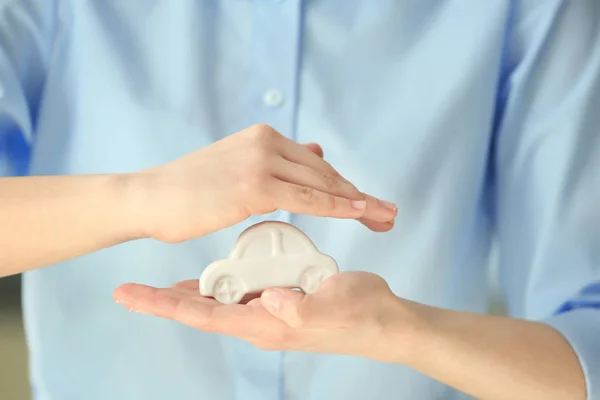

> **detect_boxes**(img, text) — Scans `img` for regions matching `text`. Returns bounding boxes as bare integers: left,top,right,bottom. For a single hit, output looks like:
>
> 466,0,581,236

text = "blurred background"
0,274,30,400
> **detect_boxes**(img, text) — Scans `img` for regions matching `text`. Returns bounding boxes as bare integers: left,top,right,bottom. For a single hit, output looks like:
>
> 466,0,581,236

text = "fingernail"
116,299,140,312
351,200,367,210
380,200,397,211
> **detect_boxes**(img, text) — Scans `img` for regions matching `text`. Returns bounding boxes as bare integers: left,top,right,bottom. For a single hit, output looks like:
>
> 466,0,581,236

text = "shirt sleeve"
0,0,56,177
495,1,600,398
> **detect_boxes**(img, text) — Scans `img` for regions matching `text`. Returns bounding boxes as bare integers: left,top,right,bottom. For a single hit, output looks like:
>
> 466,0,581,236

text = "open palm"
113,271,411,361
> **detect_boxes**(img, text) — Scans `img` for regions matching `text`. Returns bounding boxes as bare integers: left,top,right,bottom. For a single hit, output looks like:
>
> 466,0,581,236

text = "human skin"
113,272,586,400
0,124,397,278
3,119,583,399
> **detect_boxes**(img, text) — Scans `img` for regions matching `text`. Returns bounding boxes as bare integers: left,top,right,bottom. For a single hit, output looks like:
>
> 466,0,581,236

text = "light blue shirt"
1,1,599,399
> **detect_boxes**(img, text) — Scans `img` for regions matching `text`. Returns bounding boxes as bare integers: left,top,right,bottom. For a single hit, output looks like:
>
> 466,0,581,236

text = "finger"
272,158,364,201
272,181,367,218
303,143,323,158
358,218,395,232
279,138,344,179
169,286,215,302
272,184,398,223
280,139,398,223
113,283,209,319
113,284,282,338
171,280,261,304
171,280,214,300
113,283,160,307
114,283,239,331
357,194,398,224
261,288,305,328
172,280,199,290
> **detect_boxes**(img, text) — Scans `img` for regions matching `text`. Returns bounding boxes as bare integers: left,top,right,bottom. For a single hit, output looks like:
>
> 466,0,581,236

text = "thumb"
303,143,324,158
261,288,305,328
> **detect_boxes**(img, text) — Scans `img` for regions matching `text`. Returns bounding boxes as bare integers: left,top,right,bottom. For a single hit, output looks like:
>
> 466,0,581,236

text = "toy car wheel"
213,275,245,304
299,266,329,293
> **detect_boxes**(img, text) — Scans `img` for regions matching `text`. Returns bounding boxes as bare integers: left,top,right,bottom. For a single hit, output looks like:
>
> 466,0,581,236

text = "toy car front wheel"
299,266,330,293
213,275,245,304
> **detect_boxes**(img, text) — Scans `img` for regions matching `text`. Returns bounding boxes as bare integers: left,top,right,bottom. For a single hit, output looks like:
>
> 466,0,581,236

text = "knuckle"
296,186,317,203
247,123,280,144
323,194,337,211
296,186,337,211
329,197,338,211
321,173,339,191
245,136,278,171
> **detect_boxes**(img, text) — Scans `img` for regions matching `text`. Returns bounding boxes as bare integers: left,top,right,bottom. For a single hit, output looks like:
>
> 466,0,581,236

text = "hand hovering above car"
131,124,397,243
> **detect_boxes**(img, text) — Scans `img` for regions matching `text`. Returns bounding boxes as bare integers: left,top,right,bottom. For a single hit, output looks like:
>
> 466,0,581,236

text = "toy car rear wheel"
299,266,329,293
213,275,245,304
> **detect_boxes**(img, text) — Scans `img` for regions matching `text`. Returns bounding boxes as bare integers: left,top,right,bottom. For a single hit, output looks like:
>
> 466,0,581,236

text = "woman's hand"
132,124,397,242
113,271,416,362
114,270,586,400
0,123,395,276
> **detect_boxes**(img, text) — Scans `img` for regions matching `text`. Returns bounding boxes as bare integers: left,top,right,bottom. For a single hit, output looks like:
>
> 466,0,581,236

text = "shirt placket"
233,1,303,400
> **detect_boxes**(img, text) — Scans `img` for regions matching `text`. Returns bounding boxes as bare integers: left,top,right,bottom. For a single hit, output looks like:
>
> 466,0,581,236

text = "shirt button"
263,89,284,108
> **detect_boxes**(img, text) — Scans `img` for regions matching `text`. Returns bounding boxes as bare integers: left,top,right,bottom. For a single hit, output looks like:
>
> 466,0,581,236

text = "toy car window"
280,231,313,254
237,231,273,259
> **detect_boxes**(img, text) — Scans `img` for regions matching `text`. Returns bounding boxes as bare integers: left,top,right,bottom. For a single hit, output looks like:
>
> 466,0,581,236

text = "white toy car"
199,221,339,304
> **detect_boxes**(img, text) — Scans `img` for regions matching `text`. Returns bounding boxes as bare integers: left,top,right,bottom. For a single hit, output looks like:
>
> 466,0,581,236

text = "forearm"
0,174,142,276
390,302,586,400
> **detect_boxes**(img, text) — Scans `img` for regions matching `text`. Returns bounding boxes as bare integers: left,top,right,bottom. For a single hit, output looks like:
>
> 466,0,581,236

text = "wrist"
110,172,153,241
377,297,436,365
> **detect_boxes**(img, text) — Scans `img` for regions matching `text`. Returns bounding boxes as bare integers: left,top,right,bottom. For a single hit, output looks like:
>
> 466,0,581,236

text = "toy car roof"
229,221,318,259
